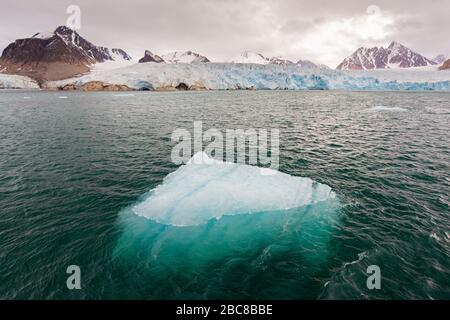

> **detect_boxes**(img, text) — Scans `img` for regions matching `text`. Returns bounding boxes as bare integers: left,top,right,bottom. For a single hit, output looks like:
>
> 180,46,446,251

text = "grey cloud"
0,0,449,66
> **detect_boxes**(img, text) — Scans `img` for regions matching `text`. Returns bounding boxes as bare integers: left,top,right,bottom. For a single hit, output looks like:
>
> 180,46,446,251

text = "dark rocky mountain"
439,59,450,70
0,26,131,82
337,41,436,70
138,50,165,63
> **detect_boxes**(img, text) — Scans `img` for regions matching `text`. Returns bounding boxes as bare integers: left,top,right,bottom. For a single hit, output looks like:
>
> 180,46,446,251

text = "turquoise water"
0,90,449,299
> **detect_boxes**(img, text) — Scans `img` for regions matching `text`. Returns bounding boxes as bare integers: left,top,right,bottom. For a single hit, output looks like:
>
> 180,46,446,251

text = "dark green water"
0,90,448,299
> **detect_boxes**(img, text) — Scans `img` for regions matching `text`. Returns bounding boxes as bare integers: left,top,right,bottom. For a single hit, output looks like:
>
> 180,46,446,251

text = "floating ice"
132,152,336,226
113,93,135,97
369,106,407,112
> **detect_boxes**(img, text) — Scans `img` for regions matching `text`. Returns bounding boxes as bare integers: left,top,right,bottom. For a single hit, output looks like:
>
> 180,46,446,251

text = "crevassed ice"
132,152,336,226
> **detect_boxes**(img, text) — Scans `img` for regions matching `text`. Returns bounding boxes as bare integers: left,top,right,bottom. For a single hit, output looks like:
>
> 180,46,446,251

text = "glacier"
0,74,40,89
131,152,336,226
49,62,450,91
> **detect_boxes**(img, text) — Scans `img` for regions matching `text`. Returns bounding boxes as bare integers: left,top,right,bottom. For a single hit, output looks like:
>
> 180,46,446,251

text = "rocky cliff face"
439,59,450,70
0,26,131,82
337,42,436,70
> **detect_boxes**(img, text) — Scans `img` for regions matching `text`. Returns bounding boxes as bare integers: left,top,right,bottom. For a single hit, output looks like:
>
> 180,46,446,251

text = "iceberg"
114,153,341,298
131,152,336,226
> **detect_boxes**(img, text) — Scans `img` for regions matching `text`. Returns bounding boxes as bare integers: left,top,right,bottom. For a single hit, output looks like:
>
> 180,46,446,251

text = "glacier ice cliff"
0,74,40,89
49,62,450,91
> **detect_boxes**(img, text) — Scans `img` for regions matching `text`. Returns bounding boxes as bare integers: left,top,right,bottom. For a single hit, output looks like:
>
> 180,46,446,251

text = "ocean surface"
0,90,448,299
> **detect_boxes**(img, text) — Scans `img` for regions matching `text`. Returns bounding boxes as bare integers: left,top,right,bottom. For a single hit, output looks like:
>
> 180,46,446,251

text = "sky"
0,0,449,67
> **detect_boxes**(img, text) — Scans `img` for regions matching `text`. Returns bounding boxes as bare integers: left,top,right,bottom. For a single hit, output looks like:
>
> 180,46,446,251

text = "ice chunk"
132,152,336,226
369,106,407,112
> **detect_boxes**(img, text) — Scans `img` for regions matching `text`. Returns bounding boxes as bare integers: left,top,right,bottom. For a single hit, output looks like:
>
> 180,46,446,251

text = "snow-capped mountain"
230,54,325,68
296,59,319,68
432,54,448,65
229,51,270,64
161,51,210,64
336,41,436,70
0,26,131,81
269,56,294,65
139,50,165,63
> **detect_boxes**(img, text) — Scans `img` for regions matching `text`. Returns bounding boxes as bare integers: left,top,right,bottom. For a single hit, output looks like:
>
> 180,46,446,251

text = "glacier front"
49,62,450,91
131,152,336,226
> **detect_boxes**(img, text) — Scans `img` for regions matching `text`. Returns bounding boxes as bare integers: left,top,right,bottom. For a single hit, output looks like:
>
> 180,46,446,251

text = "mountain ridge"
0,26,131,82
336,41,436,70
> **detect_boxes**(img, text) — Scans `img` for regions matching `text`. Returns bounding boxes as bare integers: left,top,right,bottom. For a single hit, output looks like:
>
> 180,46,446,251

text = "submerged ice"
115,153,341,298
132,152,336,226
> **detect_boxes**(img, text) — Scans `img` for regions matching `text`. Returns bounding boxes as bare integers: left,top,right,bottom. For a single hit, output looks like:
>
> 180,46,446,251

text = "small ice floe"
430,232,442,242
369,105,407,112
58,96,68,99
425,107,450,115
113,93,135,97
131,151,337,226
23,96,32,99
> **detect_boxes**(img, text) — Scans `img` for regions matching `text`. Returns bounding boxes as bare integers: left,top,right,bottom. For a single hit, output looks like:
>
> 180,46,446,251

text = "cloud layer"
0,0,449,67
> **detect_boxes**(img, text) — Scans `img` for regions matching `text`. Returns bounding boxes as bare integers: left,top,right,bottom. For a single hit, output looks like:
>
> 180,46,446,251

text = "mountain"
161,51,210,64
231,54,326,68
336,41,436,70
439,59,450,70
269,56,294,65
296,59,319,68
0,26,131,82
138,50,165,63
229,51,270,64
432,54,448,65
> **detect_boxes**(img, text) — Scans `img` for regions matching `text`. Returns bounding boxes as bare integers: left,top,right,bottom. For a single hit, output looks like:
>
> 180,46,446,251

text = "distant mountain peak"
161,51,210,64
0,26,131,81
229,52,270,64
296,59,318,68
432,54,448,65
337,41,436,70
269,56,294,65
439,59,450,70
139,50,165,63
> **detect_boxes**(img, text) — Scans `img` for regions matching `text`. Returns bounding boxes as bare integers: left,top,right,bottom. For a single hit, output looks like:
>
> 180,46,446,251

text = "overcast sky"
0,0,449,67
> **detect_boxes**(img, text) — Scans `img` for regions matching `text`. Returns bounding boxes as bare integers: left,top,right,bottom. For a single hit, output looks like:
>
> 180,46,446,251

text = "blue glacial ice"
52,63,450,91
113,152,342,297
131,152,336,226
